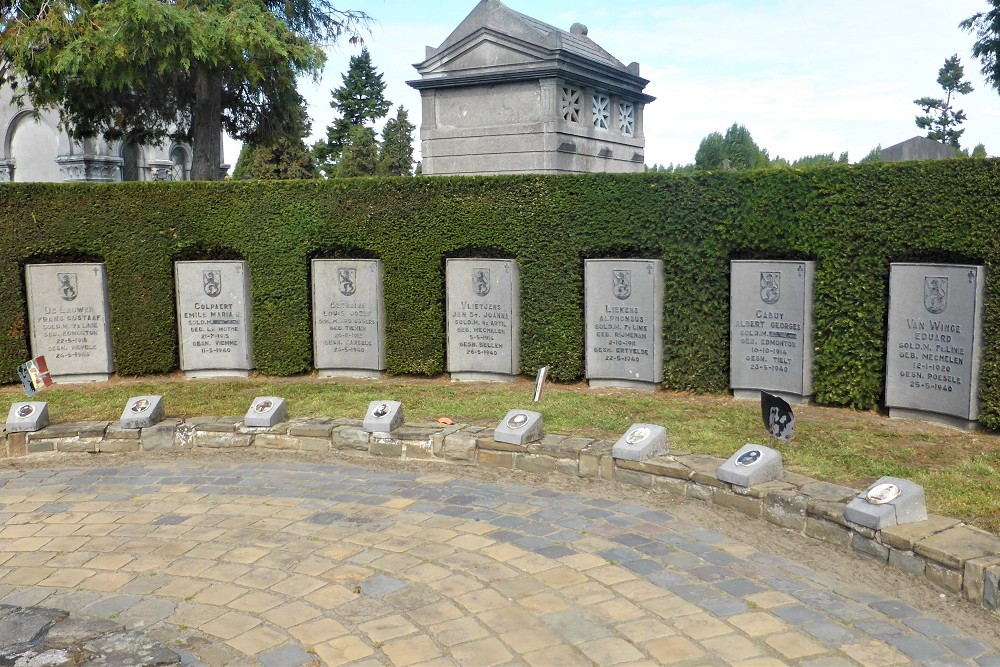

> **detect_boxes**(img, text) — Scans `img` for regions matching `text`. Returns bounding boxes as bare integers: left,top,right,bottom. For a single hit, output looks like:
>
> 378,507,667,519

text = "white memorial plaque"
585,259,663,390
312,259,385,377
730,261,814,403
446,259,520,382
175,261,252,377
26,263,114,382
885,263,984,429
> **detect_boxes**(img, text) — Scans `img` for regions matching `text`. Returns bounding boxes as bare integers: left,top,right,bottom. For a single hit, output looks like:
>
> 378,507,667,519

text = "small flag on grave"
533,366,549,402
17,356,52,398
761,391,794,441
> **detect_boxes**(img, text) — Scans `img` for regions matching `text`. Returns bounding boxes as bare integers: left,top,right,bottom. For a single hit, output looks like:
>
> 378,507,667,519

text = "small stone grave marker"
611,423,668,461
844,476,927,529
244,396,287,428
363,400,403,433
6,402,49,432
119,395,164,429
494,409,543,445
716,443,783,487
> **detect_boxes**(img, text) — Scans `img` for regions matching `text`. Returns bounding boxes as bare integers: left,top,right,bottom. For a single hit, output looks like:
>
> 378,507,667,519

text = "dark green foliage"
961,2,1000,95
3,161,1000,427
335,125,379,177
379,106,416,177
694,124,771,171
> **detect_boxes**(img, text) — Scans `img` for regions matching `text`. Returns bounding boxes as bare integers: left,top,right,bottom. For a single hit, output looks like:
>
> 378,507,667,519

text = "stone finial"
569,22,588,36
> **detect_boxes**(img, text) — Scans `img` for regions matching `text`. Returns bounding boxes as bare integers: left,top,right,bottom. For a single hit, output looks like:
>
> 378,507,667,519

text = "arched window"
120,142,140,181
170,146,188,181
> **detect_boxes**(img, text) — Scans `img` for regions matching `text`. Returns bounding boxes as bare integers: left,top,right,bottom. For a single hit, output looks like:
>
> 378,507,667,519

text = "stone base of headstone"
184,369,251,380
717,443,784,487
451,371,516,383
319,369,385,379
612,424,668,461
889,408,980,432
733,389,811,405
844,476,927,530
363,400,404,433
588,379,658,392
494,409,543,445
50,373,113,384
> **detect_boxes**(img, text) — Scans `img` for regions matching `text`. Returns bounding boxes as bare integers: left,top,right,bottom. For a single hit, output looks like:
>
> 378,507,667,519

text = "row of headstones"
22,258,984,428
6,394,928,532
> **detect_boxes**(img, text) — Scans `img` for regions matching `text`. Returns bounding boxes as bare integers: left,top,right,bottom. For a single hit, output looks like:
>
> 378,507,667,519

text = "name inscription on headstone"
585,259,663,389
730,260,815,401
446,259,520,380
175,261,252,376
25,263,115,382
885,263,984,427
312,259,385,376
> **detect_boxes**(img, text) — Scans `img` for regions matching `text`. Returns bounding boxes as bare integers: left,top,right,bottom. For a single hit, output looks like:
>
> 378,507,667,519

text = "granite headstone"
312,259,385,378
494,409,543,445
716,443,783,488
585,259,663,390
25,263,115,382
730,260,815,403
175,261,253,378
6,402,49,433
611,423,668,461
244,396,287,428
885,263,985,429
446,259,520,382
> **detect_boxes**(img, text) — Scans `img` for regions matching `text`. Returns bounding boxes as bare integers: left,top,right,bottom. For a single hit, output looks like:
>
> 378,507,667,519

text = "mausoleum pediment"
420,35,543,77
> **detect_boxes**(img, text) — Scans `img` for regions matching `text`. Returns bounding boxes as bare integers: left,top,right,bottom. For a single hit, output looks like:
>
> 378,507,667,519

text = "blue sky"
225,0,1000,167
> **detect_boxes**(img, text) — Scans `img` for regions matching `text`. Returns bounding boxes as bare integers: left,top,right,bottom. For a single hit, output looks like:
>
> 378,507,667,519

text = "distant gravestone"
446,259,520,381
885,263,985,429
175,261,252,378
312,259,385,378
25,263,114,382
730,261,815,403
585,259,663,390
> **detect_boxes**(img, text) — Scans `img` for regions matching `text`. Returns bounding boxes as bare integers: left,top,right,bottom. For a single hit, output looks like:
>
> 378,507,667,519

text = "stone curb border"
2,417,998,617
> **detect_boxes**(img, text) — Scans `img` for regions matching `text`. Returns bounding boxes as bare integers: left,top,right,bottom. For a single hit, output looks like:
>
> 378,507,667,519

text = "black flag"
761,391,794,441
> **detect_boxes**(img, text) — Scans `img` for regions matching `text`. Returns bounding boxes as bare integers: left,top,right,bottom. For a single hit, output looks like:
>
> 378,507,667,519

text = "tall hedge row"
2,161,999,426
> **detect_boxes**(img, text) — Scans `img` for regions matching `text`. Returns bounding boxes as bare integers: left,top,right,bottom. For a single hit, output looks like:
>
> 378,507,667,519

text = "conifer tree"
379,106,416,176
335,124,379,177
315,48,390,174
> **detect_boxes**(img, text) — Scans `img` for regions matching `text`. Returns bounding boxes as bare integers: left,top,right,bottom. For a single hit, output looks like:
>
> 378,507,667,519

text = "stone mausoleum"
407,0,654,175
0,63,192,183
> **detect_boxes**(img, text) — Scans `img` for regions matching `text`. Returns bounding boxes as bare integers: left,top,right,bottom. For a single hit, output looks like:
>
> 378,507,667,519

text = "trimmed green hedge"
2,161,999,425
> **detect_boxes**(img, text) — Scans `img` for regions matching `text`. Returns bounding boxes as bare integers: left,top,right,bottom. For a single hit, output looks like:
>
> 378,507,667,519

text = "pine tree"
914,55,974,148
379,106,416,176
315,48,390,174
233,97,316,179
335,125,379,177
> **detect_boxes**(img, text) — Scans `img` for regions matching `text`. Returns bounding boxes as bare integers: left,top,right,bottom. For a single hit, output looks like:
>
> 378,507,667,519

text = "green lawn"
3,374,998,535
